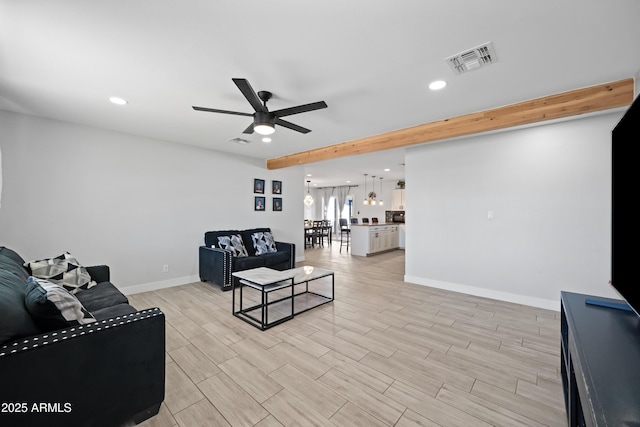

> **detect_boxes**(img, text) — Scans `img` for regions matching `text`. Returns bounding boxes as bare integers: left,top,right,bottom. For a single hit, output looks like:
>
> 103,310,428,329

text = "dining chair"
312,220,325,247
304,222,315,248
321,219,332,244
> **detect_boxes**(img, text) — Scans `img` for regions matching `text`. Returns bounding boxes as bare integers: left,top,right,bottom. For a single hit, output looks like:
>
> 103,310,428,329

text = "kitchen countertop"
351,223,401,226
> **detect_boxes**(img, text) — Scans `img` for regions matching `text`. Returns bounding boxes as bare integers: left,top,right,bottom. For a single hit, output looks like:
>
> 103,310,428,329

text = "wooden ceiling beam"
267,78,634,170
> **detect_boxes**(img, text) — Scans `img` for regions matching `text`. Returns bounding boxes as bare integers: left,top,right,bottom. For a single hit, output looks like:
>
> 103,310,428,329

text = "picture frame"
273,197,282,211
255,196,266,211
272,180,282,194
254,178,265,194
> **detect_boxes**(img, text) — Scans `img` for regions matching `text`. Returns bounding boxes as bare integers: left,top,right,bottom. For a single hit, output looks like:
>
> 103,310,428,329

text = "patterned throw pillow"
217,235,248,257
24,276,96,331
25,252,96,294
251,231,277,255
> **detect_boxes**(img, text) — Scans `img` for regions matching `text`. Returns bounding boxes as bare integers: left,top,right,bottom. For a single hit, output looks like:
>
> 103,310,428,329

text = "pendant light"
363,174,369,205
304,180,314,206
369,175,377,205
378,177,384,206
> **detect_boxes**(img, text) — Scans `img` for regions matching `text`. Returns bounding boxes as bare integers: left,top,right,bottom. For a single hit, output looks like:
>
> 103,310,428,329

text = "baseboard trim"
120,274,201,295
404,275,559,311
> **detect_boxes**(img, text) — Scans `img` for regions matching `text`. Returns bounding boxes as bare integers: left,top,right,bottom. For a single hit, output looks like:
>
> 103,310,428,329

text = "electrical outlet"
162,264,169,273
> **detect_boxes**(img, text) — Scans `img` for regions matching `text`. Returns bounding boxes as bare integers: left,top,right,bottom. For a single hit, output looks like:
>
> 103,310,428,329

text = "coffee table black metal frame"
232,266,334,330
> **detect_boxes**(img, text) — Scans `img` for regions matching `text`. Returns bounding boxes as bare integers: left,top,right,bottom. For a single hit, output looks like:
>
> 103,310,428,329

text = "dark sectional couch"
199,227,295,291
0,246,165,427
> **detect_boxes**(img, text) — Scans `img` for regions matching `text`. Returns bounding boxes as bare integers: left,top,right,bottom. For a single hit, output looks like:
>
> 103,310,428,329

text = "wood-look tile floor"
130,245,566,427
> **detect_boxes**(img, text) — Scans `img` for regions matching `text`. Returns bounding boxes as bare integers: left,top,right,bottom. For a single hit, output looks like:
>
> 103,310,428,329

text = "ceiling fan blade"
242,123,255,134
272,101,328,118
232,78,266,112
192,106,253,117
276,118,311,134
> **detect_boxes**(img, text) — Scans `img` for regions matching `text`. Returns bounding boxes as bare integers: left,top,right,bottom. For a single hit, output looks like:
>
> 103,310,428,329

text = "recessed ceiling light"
346,180,351,183
109,96,127,105
428,80,447,90
262,137,272,143
306,174,312,177
384,168,390,172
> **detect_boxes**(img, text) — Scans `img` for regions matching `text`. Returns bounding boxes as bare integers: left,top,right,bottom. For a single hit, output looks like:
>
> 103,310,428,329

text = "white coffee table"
232,266,334,330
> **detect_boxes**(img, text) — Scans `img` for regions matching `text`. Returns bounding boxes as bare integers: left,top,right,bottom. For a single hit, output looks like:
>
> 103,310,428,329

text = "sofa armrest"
199,246,233,289
276,241,296,269
85,264,110,283
0,308,165,427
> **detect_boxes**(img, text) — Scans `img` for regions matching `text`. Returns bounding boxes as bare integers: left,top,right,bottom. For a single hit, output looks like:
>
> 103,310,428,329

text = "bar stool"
371,217,379,224
362,218,369,224
339,218,350,252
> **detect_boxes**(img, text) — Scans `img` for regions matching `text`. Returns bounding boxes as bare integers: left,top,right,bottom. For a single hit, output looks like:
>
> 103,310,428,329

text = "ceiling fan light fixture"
254,123,275,135
253,111,276,135
193,79,326,135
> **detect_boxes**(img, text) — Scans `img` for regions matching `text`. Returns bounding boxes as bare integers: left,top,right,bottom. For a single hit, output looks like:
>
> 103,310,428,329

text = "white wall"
405,112,622,310
0,110,304,293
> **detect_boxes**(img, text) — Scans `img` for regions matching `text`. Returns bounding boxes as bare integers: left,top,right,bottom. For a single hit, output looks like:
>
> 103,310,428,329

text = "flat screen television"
611,92,640,316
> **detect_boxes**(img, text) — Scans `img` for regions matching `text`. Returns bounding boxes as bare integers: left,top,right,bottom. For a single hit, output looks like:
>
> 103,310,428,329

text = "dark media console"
561,291,640,426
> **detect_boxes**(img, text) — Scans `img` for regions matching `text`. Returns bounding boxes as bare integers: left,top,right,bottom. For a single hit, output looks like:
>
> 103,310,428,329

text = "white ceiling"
2,1,639,187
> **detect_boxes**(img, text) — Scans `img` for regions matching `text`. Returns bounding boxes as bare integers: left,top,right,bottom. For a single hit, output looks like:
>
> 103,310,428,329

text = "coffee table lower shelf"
232,266,334,330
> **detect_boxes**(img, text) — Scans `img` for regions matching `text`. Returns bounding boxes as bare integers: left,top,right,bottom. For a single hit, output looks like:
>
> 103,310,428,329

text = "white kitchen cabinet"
391,189,406,210
351,224,399,256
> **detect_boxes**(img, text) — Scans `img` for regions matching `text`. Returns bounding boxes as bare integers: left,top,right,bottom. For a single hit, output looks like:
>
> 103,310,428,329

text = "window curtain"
0,148,3,208
322,187,334,219
335,185,352,219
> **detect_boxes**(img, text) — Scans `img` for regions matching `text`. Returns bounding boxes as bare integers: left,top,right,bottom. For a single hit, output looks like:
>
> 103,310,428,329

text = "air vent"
445,42,497,75
229,137,250,145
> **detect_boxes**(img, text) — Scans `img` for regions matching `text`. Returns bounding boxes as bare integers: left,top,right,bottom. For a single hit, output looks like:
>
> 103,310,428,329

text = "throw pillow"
24,276,96,332
25,252,96,294
217,235,248,257
251,231,277,255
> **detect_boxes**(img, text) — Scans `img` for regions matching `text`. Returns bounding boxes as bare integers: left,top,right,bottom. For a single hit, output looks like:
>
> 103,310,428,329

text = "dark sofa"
199,227,295,291
0,246,165,427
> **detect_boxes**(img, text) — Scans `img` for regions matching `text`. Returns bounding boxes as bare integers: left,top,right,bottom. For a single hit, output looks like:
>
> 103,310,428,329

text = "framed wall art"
255,196,266,211
273,197,282,211
272,180,282,194
254,179,265,194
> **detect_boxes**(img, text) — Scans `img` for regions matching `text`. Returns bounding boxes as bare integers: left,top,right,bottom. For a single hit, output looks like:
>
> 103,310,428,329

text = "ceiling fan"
192,78,328,135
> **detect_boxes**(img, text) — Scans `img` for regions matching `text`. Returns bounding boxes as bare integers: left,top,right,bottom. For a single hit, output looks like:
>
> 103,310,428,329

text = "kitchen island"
350,223,400,256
